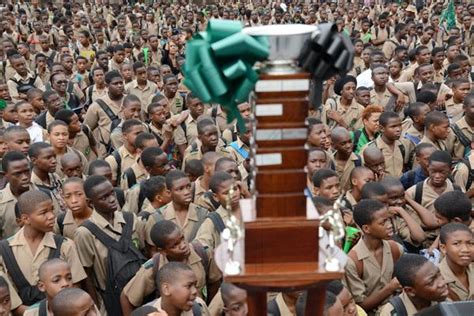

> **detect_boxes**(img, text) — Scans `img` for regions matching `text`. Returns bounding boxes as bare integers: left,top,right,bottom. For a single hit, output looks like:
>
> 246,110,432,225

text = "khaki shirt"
53,209,80,240
321,97,364,130
74,210,142,291
193,177,208,203
124,80,158,113
194,206,229,251
165,93,185,115
371,26,392,49
149,297,210,316
369,88,393,109
398,62,418,83
206,105,228,133
105,145,138,182
122,243,221,306
419,135,448,152
453,153,474,205
83,94,123,154
453,117,474,160
343,239,403,307
0,228,87,289
445,98,464,124
123,184,153,215
7,72,45,103
382,37,405,60
226,138,249,166
120,161,147,191
406,179,457,213
182,140,229,171
195,191,220,213
30,171,67,213
360,137,408,177
86,85,108,106
174,114,198,147
72,129,97,162
395,82,452,104
379,291,434,316
439,258,474,301
0,184,34,240
56,147,88,179
144,202,207,245
333,152,362,191
0,270,22,310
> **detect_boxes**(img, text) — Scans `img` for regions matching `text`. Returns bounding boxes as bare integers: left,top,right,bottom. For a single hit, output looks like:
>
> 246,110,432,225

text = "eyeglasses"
55,80,68,85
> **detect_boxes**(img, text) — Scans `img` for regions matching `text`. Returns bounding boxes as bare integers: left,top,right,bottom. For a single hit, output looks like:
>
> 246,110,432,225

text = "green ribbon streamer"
143,47,149,66
184,20,269,130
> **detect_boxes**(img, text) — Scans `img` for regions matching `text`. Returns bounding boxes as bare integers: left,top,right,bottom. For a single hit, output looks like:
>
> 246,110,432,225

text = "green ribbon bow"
183,20,269,130
143,47,149,66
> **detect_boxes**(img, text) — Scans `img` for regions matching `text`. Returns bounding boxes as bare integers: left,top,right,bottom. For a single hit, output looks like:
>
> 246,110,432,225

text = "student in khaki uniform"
24,259,74,316
331,127,362,191
124,62,158,115
83,70,125,157
321,75,364,131
54,177,93,239
182,119,228,171
360,111,408,177
369,64,395,110
109,95,143,150
452,93,474,160
0,190,86,307
105,119,146,185
382,23,407,60
419,111,454,153
439,223,474,302
371,14,392,49
344,199,404,315
51,288,100,316
207,104,228,134
379,254,449,316
162,74,185,115
7,54,45,103
445,79,470,124
120,133,160,191
221,102,252,145
398,45,431,83
306,148,331,198
0,152,37,240
191,152,220,203
226,119,251,184
35,91,63,131
120,221,221,314
144,262,211,315
342,167,375,211
402,102,431,166
147,98,175,152
145,171,208,246
174,93,205,158
74,175,144,314
85,68,108,106
453,150,474,203
195,172,242,251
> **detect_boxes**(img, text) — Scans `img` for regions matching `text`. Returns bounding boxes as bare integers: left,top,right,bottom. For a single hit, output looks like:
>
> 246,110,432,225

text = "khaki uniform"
360,137,408,177
72,129,97,162
30,171,67,213
390,206,422,246
321,97,364,130
395,82,452,104
182,140,229,171
371,26,392,49
56,147,88,179
86,85,108,106
120,161,147,191
382,37,405,60
453,152,474,205
333,152,362,191
123,184,154,215
148,297,210,316
398,62,418,83
53,210,80,240
7,72,45,103
369,88,393,109
194,206,229,251
0,228,87,291
192,177,208,203
0,270,22,310
343,239,404,309
105,145,138,183
165,93,185,115
174,115,198,147
439,258,474,301
124,80,158,114
195,191,220,212
379,291,436,316
83,94,123,156
144,202,207,245
453,117,474,160
445,98,464,124
74,210,143,291
206,105,228,133
108,59,123,72
226,138,250,183
419,135,448,152
122,243,221,306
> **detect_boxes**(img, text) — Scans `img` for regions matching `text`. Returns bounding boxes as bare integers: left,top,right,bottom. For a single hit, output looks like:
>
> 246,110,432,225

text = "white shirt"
23,122,43,143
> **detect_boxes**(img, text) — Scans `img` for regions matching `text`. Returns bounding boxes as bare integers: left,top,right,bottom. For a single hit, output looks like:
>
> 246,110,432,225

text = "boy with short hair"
26,88,45,115
342,166,375,211
445,78,470,123
344,199,403,314
138,176,172,224
16,101,45,143
360,111,408,177
147,262,210,315
0,190,86,307
379,254,448,315
121,220,220,315
125,62,158,115
51,288,99,316
109,95,143,150
145,170,208,245
400,143,436,190
312,169,341,203
439,223,474,301
331,127,362,191
35,91,63,130
221,283,248,316
60,152,85,179
3,126,30,155
306,148,330,198
434,191,472,227
420,111,452,152
24,258,73,316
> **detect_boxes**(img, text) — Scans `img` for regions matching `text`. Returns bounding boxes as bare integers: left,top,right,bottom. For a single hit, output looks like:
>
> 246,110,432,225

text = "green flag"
440,0,456,31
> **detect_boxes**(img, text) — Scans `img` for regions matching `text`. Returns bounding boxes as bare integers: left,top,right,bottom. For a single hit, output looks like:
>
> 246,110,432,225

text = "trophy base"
259,60,302,74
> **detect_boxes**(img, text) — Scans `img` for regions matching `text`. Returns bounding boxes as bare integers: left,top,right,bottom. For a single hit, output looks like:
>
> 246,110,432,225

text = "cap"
406,5,417,14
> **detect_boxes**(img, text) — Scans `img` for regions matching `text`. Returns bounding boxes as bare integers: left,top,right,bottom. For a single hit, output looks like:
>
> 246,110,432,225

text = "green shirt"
351,128,379,154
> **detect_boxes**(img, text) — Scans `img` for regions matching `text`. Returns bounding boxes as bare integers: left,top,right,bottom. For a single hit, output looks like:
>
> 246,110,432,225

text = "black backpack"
388,295,408,316
9,74,39,94
122,167,137,190
81,212,146,315
96,99,121,154
414,181,462,205
0,235,64,306
207,212,226,235
458,158,474,191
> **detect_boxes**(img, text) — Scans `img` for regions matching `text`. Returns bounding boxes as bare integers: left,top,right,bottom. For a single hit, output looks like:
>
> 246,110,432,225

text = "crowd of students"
0,0,472,316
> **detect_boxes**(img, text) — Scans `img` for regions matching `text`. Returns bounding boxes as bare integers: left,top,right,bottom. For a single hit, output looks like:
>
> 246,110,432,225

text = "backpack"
123,167,137,189
207,212,226,235
347,240,401,279
111,149,122,186
56,212,66,236
414,181,462,205
96,99,121,154
0,235,65,306
38,299,48,316
451,124,471,158
152,206,209,241
388,295,408,316
457,158,474,191
81,212,146,315
9,74,38,94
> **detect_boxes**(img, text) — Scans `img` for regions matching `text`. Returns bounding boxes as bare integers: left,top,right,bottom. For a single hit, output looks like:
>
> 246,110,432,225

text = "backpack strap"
191,300,202,316
352,129,362,152
354,153,362,167
120,211,134,243
124,168,137,189
56,212,66,236
49,234,65,260
189,207,209,241
461,158,474,190
388,240,401,263
38,299,48,316
152,210,164,223
207,212,226,234
347,249,363,279
87,85,94,105
180,121,187,142
211,105,218,123
414,181,423,205
96,99,121,152
388,295,408,316
451,124,471,156
112,150,122,184
398,143,406,163
190,241,210,277
151,253,161,276
82,220,123,251
137,183,147,212
0,240,31,291
204,191,221,210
